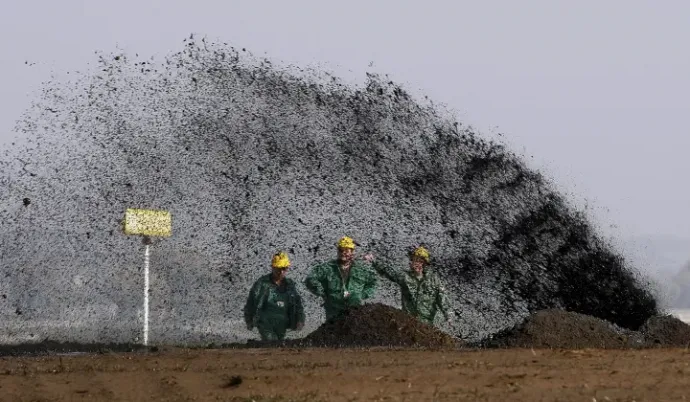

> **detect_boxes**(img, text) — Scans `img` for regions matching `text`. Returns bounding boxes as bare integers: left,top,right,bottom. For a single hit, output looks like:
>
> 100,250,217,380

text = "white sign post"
143,236,151,345
122,208,172,346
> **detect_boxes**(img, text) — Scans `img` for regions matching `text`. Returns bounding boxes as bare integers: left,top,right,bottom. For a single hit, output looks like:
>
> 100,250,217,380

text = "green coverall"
372,261,451,325
304,259,377,321
243,274,306,341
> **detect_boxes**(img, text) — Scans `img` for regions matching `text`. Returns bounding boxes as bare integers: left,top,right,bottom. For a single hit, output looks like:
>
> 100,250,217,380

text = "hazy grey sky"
1,1,689,260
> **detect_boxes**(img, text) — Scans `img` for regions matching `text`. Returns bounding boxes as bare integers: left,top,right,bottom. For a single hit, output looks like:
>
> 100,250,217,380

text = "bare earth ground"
1,347,689,402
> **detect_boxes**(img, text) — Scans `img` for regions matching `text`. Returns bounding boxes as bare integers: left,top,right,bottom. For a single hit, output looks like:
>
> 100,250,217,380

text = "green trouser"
257,313,289,341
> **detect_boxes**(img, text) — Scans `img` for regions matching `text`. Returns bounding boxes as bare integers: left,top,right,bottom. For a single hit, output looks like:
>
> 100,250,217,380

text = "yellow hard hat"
412,246,430,263
337,236,356,249
271,252,290,269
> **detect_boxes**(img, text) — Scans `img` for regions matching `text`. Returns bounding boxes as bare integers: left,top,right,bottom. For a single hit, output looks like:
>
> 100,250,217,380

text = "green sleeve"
243,279,262,325
434,276,451,320
294,286,306,324
372,260,404,285
361,266,377,300
304,264,325,297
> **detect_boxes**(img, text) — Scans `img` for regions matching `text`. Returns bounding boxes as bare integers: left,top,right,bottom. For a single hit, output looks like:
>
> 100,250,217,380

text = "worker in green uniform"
305,236,377,321
243,252,306,341
364,246,452,325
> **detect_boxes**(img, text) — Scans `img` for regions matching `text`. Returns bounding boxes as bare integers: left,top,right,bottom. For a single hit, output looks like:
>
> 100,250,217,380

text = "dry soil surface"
1,347,689,402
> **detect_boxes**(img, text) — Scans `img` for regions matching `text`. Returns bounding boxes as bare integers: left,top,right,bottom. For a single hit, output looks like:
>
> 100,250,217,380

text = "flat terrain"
0,347,689,401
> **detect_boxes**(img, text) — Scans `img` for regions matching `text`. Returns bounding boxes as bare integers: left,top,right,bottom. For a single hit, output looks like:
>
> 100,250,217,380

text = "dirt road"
0,347,688,401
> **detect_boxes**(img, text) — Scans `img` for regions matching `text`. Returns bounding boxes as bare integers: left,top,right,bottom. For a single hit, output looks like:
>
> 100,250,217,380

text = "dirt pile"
481,309,690,349
640,315,690,347
482,309,640,349
301,303,457,348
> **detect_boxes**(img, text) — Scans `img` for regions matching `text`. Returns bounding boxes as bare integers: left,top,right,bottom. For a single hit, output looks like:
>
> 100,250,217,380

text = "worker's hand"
362,253,375,263
296,322,304,331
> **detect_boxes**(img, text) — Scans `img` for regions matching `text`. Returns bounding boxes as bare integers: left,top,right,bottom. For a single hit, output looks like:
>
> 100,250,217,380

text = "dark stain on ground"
221,375,243,389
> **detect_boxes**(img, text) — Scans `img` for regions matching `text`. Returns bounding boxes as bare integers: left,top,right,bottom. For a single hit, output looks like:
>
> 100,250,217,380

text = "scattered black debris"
0,36,659,347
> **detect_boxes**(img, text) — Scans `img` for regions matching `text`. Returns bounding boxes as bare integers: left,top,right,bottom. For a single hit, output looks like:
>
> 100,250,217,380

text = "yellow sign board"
123,208,172,237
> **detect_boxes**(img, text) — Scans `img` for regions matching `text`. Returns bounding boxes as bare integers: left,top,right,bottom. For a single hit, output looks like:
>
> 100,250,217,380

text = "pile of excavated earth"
300,303,457,348
245,303,690,350
477,309,690,349
292,304,690,350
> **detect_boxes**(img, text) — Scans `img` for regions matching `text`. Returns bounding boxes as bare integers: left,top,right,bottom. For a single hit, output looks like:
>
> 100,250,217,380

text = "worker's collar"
408,269,426,279
333,259,355,268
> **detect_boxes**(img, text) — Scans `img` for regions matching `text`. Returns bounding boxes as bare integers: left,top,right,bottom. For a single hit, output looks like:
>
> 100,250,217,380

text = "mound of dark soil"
482,309,639,349
301,303,457,348
641,315,690,347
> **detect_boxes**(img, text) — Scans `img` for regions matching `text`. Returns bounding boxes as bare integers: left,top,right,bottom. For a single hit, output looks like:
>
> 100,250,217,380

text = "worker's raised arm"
304,264,325,297
371,260,404,286
363,252,404,285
